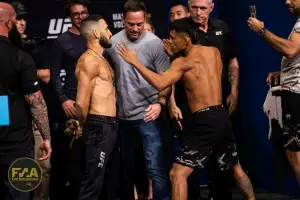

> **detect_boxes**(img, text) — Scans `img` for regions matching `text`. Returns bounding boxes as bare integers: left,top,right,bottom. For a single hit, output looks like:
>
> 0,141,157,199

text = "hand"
163,39,174,57
38,139,52,161
266,71,280,86
62,99,76,118
144,103,162,122
168,104,183,130
247,17,264,33
74,127,82,139
116,41,137,65
226,93,238,116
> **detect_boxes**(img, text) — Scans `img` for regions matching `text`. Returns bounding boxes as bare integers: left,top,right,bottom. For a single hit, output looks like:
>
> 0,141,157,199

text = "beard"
8,24,24,49
99,34,112,48
294,6,300,16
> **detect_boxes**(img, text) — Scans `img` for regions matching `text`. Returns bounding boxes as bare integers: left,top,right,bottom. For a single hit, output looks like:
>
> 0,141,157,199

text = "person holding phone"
248,0,300,188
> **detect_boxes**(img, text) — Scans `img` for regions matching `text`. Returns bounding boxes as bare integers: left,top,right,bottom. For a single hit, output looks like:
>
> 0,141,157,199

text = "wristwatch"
258,28,267,36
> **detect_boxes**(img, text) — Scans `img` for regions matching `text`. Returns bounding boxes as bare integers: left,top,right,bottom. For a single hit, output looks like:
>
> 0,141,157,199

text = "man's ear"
5,19,12,30
184,36,191,45
93,29,100,39
209,3,215,13
186,12,191,17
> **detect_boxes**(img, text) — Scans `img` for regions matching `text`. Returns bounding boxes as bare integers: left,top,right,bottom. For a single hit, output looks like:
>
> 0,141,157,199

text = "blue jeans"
0,150,34,200
119,118,170,200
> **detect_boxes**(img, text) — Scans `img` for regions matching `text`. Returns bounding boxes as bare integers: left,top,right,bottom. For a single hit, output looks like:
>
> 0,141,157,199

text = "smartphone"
249,5,257,18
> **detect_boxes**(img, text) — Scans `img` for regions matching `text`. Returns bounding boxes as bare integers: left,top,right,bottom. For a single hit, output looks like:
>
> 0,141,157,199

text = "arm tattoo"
235,174,255,199
24,92,51,140
229,65,239,87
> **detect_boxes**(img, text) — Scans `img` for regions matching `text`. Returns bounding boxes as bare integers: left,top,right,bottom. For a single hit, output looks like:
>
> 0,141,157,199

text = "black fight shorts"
175,105,239,170
282,90,300,151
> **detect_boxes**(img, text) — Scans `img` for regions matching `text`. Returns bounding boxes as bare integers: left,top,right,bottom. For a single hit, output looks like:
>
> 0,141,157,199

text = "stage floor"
199,188,300,200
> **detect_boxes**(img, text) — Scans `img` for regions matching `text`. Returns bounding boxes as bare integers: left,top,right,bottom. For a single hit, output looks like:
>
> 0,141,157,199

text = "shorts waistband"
192,104,223,115
87,114,117,122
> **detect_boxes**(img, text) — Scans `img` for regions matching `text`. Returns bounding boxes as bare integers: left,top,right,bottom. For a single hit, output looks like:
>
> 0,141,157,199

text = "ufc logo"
47,18,72,39
98,152,106,168
60,69,66,86
215,31,223,36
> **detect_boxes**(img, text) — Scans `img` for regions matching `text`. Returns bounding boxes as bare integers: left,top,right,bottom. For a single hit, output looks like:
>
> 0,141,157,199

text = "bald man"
75,14,117,200
0,2,51,199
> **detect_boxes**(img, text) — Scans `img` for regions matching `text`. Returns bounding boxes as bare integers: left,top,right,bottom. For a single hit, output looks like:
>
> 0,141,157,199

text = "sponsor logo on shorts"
98,152,106,168
8,157,42,192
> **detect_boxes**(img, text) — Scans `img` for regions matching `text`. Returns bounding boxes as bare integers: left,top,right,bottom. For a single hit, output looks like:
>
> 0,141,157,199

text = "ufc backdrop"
3,0,170,85
4,0,170,39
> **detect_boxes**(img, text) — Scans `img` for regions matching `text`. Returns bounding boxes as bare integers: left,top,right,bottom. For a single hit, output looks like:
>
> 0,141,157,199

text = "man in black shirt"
0,3,51,199
50,1,88,199
10,3,52,199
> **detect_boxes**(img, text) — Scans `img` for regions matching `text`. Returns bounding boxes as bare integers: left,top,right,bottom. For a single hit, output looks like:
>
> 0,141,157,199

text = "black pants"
175,102,201,200
208,98,237,200
99,135,120,200
78,115,118,200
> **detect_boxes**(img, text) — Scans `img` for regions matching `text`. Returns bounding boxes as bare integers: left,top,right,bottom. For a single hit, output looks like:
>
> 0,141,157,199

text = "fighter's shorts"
175,105,239,170
281,90,300,151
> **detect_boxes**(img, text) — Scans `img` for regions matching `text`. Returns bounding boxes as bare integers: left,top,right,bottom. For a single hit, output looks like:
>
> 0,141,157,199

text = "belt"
193,104,223,115
88,114,117,121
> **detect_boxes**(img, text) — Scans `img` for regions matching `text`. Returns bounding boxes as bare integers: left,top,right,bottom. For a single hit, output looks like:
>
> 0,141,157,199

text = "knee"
233,163,245,179
169,167,190,182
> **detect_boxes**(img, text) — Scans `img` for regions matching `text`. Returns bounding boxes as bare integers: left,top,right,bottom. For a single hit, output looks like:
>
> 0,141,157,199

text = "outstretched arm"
117,42,185,91
248,17,300,58
76,55,99,129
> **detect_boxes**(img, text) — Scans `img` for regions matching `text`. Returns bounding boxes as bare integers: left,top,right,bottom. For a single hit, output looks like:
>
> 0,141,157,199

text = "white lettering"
47,18,72,39
62,18,72,33
216,31,223,36
112,13,123,20
60,69,66,86
114,21,124,29
98,152,106,168
48,19,63,35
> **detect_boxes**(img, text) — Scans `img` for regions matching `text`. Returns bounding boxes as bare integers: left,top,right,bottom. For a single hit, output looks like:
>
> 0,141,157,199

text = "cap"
11,2,29,17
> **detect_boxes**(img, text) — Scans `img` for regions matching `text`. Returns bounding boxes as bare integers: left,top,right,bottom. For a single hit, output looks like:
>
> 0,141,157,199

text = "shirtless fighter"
75,15,116,200
117,17,255,200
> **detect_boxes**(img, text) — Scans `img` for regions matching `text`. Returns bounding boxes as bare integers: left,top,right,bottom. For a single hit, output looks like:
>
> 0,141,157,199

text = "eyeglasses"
71,10,89,19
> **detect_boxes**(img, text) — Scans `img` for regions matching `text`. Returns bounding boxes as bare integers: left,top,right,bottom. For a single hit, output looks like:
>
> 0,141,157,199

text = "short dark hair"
81,14,103,23
170,17,193,36
124,0,147,18
80,14,104,39
170,1,188,13
66,0,90,16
